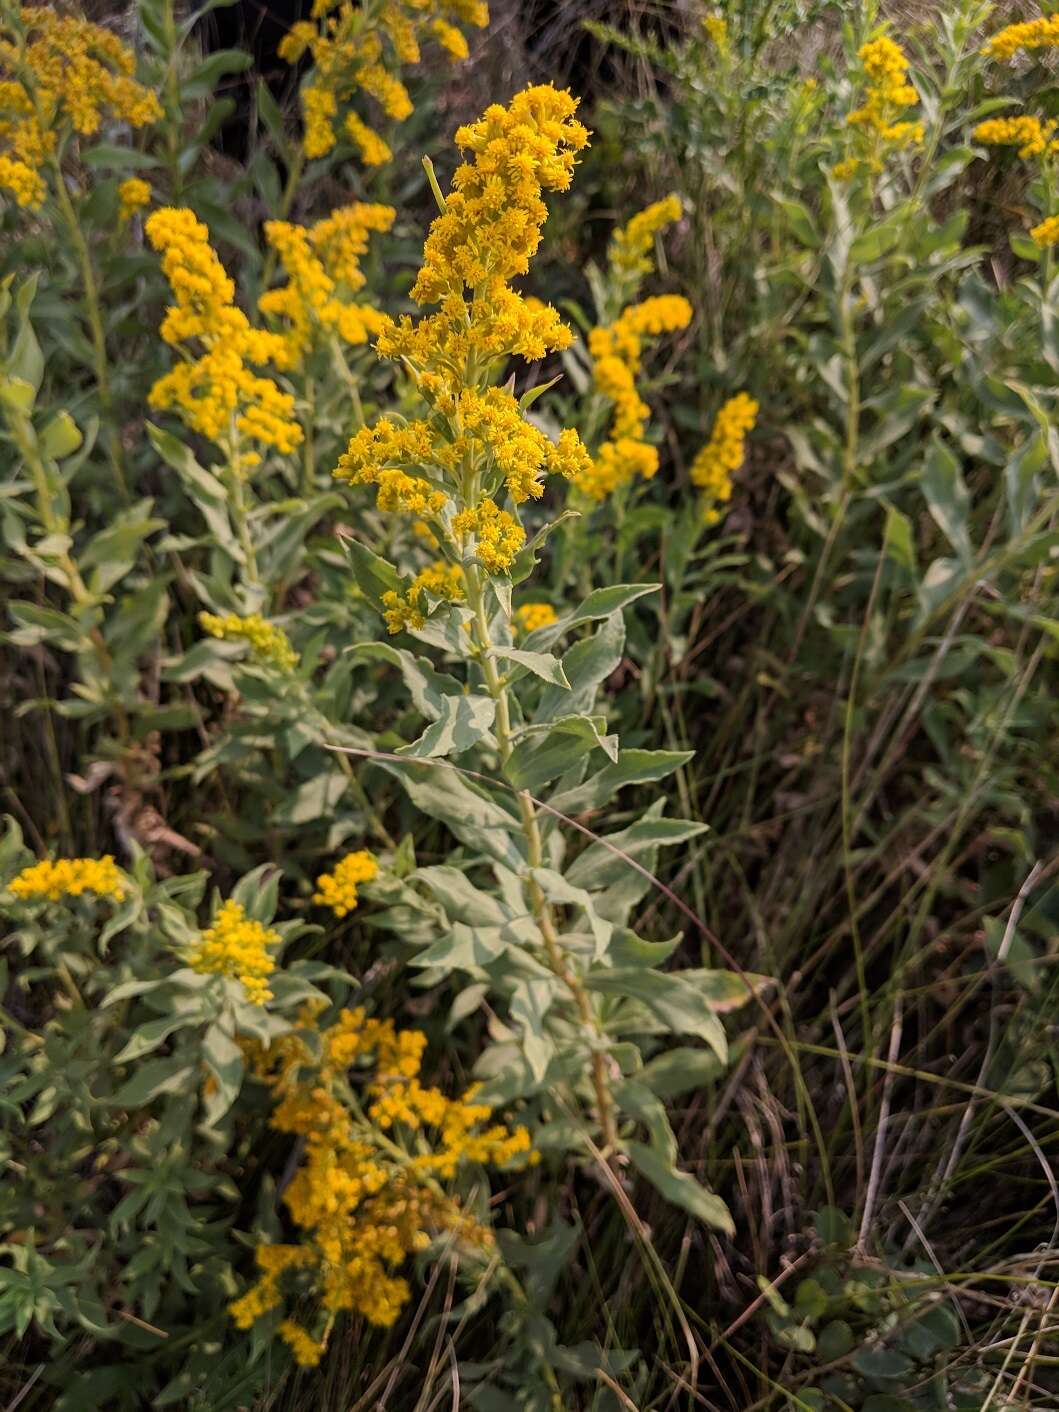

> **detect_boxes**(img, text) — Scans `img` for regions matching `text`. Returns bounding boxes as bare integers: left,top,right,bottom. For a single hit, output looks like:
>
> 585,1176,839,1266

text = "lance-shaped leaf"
625,1140,735,1235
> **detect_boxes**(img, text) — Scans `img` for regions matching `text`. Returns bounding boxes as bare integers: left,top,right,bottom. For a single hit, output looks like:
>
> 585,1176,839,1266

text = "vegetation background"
1,0,1058,1409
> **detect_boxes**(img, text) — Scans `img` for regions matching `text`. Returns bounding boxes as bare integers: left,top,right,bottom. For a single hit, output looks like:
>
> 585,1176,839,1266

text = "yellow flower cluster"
198,611,299,672
278,0,487,162
382,559,465,634
0,8,161,209
690,391,758,525
230,1004,533,1362
702,15,729,52
259,203,395,368
982,15,1059,61
836,35,923,178
607,194,682,282
312,849,378,916
576,293,693,501
1030,214,1059,248
117,176,150,222
453,498,525,573
974,115,1058,160
146,208,302,463
332,86,593,592
8,855,125,903
187,899,281,1006
515,601,557,634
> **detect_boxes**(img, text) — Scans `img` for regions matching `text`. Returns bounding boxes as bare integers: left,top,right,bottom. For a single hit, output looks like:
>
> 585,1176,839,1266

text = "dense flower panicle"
576,291,692,501
515,601,557,633
279,0,487,161
836,35,923,178
230,1005,533,1361
453,497,525,573
187,899,281,1005
982,15,1059,61
690,392,758,524
199,611,299,672
608,194,682,282
0,8,161,209
117,176,150,222
259,203,394,367
312,850,379,916
382,560,465,634
8,855,125,903
1030,213,1059,247
974,115,1058,159
146,208,302,460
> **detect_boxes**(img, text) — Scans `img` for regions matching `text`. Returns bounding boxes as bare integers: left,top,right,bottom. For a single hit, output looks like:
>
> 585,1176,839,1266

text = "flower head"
312,850,379,917
8,855,125,903
690,392,758,524
199,611,299,672
187,899,281,1005
118,176,150,222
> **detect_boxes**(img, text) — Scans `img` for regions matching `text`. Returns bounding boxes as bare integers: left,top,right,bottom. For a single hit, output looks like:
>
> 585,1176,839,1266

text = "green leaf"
532,866,612,959
38,411,82,461
586,968,728,1060
505,715,617,793
920,436,971,565
565,583,659,629
351,641,463,718
816,1320,854,1360
112,1059,196,1109
625,1140,734,1234
638,1045,726,1099
415,866,507,925
345,536,403,610
256,76,290,158
882,504,915,572
399,693,496,758
549,748,693,816
565,816,708,891
494,647,570,689
113,1014,201,1063
772,194,819,247
382,759,523,870
202,1023,244,1123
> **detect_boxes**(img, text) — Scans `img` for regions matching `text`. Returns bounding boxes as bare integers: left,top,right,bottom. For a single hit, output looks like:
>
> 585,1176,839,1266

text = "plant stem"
48,157,128,502
461,561,618,1154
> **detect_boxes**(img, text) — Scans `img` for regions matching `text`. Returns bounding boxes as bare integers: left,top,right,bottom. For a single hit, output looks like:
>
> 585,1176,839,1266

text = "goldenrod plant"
3,1,1059,1407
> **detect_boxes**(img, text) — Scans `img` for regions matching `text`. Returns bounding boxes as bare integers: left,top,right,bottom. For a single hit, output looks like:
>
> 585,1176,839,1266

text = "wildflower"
230,1005,533,1354
702,15,729,53
312,850,379,917
382,561,464,634
982,15,1059,61
840,35,924,172
974,115,1058,160
117,176,150,222
690,391,758,524
8,855,125,903
279,1,487,161
576,293,692,500
259,203,394,368
332,86,593,592
608,194,683,282
146,207,302,459
515,602,557,633
199,611,299,672
187,899,281,1005
0,8,160,209
1030,213,1059,247
453,498,525,573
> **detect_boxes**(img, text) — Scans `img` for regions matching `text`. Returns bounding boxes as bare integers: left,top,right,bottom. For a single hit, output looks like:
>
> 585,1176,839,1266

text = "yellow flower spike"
312,850,379,917
187,899,281,1006
198,611,299,672
982,15,1059,61
702,15,729,53
453,499,525,574
146,208,302,457
840,34,924,170
117,177,150,222
0,8,161,210
974,116,1057,160
690,392,758,523
608,194,683,282
8,856,126,903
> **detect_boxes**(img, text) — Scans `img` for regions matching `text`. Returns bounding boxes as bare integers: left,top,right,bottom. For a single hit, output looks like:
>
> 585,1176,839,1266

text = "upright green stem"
48,157,128,501
461,561,618,1154
228,462,260,586
302,375,316,495
161,0,184,199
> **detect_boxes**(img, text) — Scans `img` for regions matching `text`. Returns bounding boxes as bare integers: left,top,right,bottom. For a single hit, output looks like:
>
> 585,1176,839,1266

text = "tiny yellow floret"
312,850,378,917
8,855,126,903
188,899,281,1005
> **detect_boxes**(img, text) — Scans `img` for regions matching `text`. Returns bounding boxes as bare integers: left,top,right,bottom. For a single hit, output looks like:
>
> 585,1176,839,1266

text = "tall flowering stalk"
330,85,629,1144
